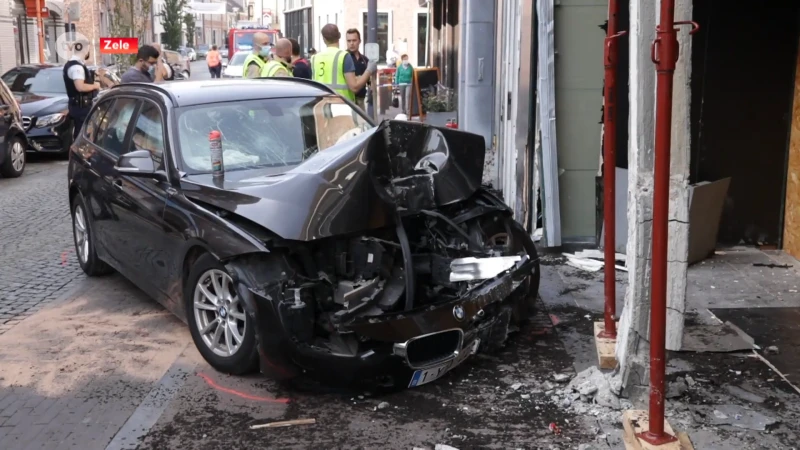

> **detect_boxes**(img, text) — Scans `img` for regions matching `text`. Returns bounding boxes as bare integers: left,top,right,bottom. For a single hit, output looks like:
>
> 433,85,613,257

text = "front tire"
0,136,25,178
72,194,114,276
185,253,258,375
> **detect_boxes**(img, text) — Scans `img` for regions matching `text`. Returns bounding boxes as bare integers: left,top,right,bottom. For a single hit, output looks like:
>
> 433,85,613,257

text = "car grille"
404,329,463,368
21,116,31,131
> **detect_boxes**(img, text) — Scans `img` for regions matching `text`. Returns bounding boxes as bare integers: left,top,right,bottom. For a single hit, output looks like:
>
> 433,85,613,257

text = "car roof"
108,78,336,107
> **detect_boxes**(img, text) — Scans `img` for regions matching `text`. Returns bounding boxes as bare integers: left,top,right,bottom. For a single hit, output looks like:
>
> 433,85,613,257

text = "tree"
109,0,153,67
184,13,196,48
160,0,188,51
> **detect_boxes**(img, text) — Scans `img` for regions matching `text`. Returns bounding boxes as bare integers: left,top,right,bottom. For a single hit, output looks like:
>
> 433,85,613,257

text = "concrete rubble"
565,366,622,411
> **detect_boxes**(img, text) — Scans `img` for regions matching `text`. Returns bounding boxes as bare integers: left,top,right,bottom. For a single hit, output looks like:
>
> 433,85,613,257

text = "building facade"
298,0,428,67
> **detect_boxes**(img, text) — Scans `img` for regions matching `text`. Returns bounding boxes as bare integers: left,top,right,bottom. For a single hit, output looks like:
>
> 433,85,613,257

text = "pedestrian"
311,24,375,104
345,28,370,111
288,38,311,79
207,45,223,78
62,39,102,140
394,54,414,114
242,32,272,78
260,38,292,77
308,47,317,58
120,45,161,83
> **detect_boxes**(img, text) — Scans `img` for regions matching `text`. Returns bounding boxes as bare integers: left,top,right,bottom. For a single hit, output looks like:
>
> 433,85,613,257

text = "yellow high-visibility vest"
242,53,266,78
311,47,355,101
261,60,292,78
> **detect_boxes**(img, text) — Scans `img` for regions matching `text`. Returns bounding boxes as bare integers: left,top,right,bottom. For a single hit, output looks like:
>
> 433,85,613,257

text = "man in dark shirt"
121,45,161,83
346,28,370,111
288,38,311,79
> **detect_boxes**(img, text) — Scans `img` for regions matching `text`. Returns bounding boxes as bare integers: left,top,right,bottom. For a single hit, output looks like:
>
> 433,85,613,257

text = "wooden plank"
249,418,316,430
594,321,618,369
677,432,695,450
621,410,682,450
783,38,800,258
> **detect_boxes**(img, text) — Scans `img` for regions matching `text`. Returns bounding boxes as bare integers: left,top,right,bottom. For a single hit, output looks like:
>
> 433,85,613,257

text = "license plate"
408,339,480,388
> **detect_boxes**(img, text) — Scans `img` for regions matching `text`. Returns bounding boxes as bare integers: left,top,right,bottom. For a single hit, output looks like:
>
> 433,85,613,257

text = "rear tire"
71,193,114,276
185,253,259,375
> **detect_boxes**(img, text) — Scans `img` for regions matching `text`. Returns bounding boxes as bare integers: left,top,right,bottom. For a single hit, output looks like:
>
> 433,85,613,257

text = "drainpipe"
35,0,45,63
639,0,698,445
459,0,496,155
599,0,626,340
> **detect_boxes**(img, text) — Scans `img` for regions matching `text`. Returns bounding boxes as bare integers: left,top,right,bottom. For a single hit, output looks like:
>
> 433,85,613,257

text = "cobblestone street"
0,158,84,335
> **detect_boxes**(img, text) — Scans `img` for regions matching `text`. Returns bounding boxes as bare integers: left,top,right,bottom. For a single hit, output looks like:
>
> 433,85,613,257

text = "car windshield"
229,52,247,66
233,32,275,50
198,45,209,51
176,96,374,174
2,68,66,94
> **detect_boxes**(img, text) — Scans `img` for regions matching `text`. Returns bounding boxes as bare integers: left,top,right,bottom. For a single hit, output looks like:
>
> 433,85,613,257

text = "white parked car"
223,51,247,78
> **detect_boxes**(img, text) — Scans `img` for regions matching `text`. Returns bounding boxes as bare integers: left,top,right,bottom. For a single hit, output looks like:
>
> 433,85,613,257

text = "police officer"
63,39,102,140
243,32,272,78
311,24,375,103
261,38,293,77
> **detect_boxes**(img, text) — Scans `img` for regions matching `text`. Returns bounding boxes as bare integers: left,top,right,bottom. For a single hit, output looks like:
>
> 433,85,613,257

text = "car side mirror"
116,149,157,177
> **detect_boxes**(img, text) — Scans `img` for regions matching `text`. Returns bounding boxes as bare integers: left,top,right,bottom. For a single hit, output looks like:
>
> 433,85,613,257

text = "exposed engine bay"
208,120,540,387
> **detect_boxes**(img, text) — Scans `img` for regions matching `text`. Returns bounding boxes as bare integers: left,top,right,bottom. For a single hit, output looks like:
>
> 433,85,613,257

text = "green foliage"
421,86,457,113
160,0,188,51
184,13,196,47
108,0,153,68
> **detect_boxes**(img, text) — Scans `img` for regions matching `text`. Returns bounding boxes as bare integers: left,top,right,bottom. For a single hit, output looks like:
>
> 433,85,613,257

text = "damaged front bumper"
241,256,537,388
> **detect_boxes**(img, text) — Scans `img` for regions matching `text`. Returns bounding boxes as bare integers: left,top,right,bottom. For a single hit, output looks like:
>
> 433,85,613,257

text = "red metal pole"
639,1,698,445
599,0,626,340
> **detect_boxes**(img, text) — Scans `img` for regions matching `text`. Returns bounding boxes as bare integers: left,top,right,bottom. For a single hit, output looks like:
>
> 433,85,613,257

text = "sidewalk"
539,248,800,449
0,274,190,450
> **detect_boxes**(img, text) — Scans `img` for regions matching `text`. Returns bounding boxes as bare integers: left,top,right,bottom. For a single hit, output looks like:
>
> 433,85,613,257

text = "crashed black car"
67,79,540,389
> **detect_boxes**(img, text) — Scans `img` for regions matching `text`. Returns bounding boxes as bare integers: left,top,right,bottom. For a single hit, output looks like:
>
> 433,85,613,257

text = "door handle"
112,179,123,190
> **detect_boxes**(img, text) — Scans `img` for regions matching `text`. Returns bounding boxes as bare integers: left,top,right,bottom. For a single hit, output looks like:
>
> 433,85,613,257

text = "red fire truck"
227,22,281,55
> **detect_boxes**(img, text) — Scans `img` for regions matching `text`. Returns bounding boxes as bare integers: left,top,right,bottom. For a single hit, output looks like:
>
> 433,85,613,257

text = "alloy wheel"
73,205,89,264
10,141,24,172
193,269,247,357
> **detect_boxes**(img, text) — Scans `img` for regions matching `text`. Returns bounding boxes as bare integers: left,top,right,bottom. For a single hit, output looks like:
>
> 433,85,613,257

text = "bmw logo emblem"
453,305,465,321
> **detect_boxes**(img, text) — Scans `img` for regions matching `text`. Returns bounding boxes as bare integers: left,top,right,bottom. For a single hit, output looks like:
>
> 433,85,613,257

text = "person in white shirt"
63,40,105,139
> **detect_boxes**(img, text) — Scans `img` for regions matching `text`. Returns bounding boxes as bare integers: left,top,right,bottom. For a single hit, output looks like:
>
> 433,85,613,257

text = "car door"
73,97,113,255
113,99,175,301
84,97,140,266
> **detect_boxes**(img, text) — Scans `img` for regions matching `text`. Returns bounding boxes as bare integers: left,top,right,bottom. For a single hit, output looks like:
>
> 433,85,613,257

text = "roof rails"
254,76,337,96
109,82,179,105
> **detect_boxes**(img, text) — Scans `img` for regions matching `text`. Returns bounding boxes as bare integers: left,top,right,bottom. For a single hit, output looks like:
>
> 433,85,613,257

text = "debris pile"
563,367,622,411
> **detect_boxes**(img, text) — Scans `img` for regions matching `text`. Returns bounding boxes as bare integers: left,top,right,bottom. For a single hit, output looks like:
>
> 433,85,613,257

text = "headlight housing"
35,112,66,128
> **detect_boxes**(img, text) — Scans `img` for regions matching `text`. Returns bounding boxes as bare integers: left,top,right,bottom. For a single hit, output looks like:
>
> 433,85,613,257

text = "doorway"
690,0,800,246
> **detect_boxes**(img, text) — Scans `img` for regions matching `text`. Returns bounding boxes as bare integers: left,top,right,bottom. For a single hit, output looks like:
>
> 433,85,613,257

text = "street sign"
365,43,379,61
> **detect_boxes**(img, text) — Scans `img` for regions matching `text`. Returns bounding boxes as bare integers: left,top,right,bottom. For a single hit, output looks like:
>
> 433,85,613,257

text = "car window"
2,69,66,94
175,96,373,174
94,98,139,156
229,52,247,65
129,101,165,169
83,99,113,141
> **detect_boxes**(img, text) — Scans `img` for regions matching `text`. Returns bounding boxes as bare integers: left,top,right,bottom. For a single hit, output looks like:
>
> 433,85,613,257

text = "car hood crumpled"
181,120,487,241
